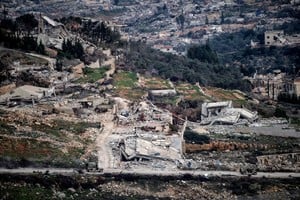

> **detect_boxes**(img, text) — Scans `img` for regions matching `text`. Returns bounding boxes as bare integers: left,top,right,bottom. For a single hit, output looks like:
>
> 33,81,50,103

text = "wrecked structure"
116,100,173,132
265,30,287,46
119,135,182,161
264,30,300,47
246,70,300,100
37,14,69,50
201,101,258,125
257,153,300,172
0,85,56,106
111,99,184,168
148,89,177,100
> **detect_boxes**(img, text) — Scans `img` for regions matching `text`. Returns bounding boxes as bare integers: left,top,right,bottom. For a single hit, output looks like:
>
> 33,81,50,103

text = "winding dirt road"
97,110,115,169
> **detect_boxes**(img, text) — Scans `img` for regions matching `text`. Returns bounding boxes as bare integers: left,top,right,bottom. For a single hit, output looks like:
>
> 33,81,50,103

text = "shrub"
184,130,210,144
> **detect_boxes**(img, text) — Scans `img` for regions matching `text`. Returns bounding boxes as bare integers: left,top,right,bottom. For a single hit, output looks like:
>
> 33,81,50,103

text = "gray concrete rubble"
119,135,182,161
148,89,177,99
257,153,300,172
193,118,299,138
201,101,258,125
0,85,56,105
102,99,186,170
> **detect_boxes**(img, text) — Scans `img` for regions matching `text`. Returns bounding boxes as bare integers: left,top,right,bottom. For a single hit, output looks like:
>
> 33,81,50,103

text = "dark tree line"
0,54,12,83
209,29,299,77
125,42,251,91
187,44,219,64
0,13,45,54
80,20,121,45
59,16,121,46
278,93,300,104
61,39,84,59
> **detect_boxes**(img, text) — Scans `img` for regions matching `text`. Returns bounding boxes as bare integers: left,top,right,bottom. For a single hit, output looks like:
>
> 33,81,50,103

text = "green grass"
113,71,146,100
0,135,86,167
233,99,247,107
291,117,300,128
154,96,179,106
31,120,100,139
143,77,172,90
114,71,138,88
0,120,16,135
0,118,99,168
0,185,54,200
0,136,61,159
175,83,210,101
76,66,109,83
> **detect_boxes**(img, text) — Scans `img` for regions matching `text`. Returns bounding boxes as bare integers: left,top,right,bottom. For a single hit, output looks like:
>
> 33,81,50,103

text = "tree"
176,14,185,31
16,14,38,36
205,16,209,24
0,54,12,83
187,44,219,64
0,18,17,34
61,39,84,59
1,7,8,20
56,58,63,72
221,11,225,24
74,40,84,59
36,41,45,55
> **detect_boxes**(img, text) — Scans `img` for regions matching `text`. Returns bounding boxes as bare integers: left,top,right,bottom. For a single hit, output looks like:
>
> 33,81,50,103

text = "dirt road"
1,167,299,179
97,110,115,169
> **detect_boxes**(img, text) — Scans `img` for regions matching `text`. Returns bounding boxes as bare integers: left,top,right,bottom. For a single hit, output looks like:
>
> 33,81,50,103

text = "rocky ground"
0,173,299,200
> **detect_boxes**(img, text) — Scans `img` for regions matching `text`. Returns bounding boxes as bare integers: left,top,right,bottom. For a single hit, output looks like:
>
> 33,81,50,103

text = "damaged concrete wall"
200,101,258,125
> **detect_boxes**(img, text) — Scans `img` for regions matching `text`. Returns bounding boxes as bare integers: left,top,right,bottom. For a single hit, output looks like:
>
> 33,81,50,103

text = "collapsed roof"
119,135,182,161
201,101,258,125
0,85,55,104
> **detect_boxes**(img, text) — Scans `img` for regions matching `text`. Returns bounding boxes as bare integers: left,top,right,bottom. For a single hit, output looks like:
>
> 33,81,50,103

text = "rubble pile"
100,180,237,200
106,99,185,170
257,153,300,172
201,101,258,125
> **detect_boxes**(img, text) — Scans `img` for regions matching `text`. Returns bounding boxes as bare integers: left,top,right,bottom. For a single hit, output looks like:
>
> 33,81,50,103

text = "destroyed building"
116,100,173,132
264,30,300,47
265,30,287,46
37,15,69,50
0,85,56,106
148,89,177,100
112,99,184,166
246,70,300,100
201,101,258,125
119,135,182,161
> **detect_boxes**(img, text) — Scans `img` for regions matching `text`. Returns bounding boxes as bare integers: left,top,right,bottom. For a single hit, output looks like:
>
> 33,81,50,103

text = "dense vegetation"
209,29,300,76
0,13,45,54
79,19,121,45
58,16,124,49
60,39,84,60
184,129,210,144
125,42,250,91
76,67,110,83
187,44,219,64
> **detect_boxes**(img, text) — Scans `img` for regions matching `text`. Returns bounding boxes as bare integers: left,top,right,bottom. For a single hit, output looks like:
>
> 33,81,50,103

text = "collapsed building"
245,70,300,101
116,100,173,132
148,89,177,101
0,85,56,106
37,15,69,50
200,101,258,125
113,100,184,164
264,30,300,47
119,135,182,161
